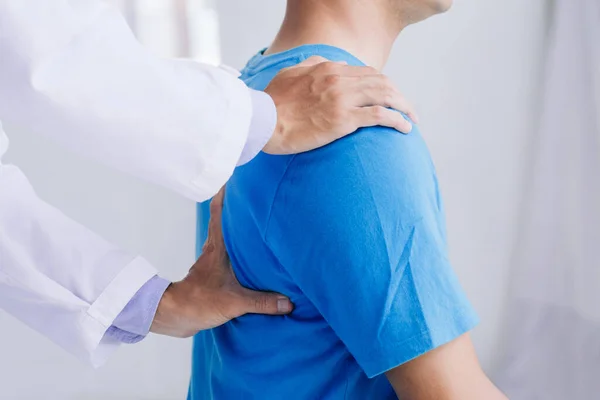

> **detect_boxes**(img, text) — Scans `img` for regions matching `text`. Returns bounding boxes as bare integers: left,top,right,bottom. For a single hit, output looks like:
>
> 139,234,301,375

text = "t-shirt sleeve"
263,131,479,378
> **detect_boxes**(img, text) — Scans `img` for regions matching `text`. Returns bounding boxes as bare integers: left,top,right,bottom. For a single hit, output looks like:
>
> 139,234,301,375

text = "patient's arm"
264,126,498,396
385,333,507,400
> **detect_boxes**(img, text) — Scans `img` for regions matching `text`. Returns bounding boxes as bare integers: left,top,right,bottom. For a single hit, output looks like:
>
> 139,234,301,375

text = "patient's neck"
266,1,406,70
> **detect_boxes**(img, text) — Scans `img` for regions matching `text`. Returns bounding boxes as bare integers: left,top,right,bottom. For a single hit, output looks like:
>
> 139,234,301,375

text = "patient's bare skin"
386,334,507,400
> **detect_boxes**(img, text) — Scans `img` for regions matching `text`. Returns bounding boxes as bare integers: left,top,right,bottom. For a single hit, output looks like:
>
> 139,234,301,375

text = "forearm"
385,334,507,400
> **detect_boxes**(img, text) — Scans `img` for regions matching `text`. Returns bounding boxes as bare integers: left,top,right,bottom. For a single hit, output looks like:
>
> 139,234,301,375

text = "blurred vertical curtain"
497,0,600,399
108,0,221,62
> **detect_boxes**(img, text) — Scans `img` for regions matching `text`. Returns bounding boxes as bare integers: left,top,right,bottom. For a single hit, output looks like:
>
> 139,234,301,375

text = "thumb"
237,288,294,316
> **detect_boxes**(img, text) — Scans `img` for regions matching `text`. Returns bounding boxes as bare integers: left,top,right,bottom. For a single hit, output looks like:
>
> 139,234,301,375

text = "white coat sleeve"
0,124,157,367
0,0,255,366
0,0,253,201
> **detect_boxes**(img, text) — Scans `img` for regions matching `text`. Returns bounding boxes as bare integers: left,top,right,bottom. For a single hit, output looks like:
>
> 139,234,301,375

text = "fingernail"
277,297,292,313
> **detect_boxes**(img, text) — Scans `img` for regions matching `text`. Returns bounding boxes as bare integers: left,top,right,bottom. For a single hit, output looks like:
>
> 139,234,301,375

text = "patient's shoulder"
283,125,435,195
273,125,440,224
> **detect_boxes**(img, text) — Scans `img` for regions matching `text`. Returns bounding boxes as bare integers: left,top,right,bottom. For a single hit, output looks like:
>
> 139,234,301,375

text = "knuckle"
324,73,342,87
372,106,386,120
254,296,270,311
318,61,337,73
383,90,395,107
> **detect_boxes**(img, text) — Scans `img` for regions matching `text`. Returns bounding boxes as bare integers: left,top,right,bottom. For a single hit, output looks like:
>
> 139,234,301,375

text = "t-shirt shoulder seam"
262,154,299,242
245,53,308,77
298,52,309,62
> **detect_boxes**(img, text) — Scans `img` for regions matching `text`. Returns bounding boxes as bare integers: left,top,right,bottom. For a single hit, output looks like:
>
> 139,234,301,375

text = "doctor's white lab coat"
0,0,255,366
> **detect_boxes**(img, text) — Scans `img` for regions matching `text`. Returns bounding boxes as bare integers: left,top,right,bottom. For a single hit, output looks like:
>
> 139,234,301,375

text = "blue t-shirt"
189,44,479,400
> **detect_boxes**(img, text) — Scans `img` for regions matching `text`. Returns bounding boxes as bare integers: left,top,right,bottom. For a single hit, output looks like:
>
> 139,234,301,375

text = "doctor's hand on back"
151,188,271,338
0,0,416,366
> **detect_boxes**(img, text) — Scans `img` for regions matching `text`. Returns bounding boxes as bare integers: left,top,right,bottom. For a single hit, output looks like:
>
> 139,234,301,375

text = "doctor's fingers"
349,79,419,126
353,106,414,134
230,287,294,317
304,64,420,129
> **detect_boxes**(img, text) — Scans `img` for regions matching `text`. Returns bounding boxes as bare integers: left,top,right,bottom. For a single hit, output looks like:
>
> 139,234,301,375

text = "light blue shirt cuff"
237,89,277,166
105,275,171,344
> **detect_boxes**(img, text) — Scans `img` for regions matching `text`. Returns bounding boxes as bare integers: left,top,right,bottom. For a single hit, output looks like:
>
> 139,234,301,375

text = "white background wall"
0,1,548,398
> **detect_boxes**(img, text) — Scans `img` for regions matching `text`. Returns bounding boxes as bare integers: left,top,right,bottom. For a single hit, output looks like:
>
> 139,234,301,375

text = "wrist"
260,97,288,155
262,119,287,154
150,282,186,337
239,89,277,164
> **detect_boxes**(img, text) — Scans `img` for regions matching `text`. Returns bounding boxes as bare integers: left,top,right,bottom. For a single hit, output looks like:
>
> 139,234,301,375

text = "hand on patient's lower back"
262,56,419,155
150,189,293,338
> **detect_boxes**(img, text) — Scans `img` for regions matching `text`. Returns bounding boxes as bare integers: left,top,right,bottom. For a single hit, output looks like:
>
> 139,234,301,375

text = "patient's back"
188,45,478,400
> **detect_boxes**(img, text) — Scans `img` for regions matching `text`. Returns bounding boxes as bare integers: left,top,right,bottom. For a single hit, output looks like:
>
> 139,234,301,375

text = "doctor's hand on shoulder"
263,56,418,155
